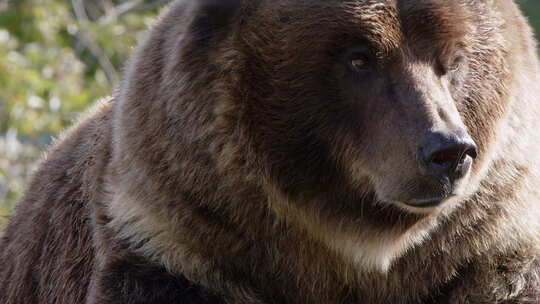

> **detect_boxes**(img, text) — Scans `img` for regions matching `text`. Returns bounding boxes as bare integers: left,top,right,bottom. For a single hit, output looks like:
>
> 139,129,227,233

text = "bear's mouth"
375,170,471,212
401,193,459,208
376,148,475,212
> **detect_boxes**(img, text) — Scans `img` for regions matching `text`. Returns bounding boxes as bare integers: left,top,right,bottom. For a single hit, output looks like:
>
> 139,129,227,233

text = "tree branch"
99,0,172,24
71,0,119,85
100,0,143,24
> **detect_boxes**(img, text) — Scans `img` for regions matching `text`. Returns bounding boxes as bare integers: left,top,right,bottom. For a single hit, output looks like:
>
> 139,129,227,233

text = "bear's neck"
103,135,534,303
103,172,444,303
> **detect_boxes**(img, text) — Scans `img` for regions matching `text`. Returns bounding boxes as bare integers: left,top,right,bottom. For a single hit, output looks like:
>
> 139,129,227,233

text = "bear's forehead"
255,0,465,20
246,0,468,55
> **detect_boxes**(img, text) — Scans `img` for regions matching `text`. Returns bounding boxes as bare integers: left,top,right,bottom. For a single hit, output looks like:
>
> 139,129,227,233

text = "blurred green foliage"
0,0,539,227
0,0,169,225
521,0,540,41
0,0,165,138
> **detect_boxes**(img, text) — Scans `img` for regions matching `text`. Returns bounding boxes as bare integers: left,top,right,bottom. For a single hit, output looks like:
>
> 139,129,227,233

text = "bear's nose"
420,131,478,181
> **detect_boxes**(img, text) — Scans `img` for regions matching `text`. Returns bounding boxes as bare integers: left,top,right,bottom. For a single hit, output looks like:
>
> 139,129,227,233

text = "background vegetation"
0,0,539,226
0,0,170,226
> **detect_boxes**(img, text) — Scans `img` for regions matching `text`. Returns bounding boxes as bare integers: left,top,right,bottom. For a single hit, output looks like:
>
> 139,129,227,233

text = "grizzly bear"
2,0,540,303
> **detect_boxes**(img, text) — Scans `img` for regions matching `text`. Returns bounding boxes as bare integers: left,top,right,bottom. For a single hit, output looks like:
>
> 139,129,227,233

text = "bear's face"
232,1,501,217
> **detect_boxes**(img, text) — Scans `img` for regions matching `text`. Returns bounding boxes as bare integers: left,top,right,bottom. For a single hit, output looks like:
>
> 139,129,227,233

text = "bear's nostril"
421,132,477,180
465,146,478,160
457,147,477,165
430,147,463,166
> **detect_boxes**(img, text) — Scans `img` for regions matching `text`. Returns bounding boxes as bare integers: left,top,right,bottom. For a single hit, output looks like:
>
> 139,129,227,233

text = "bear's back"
0,102,111,303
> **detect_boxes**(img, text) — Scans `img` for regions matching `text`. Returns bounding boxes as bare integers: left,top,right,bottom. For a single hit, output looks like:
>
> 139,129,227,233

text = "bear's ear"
189,0,241,44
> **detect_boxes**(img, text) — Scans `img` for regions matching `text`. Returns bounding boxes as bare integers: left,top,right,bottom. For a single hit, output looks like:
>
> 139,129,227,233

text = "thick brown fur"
2,0,540,303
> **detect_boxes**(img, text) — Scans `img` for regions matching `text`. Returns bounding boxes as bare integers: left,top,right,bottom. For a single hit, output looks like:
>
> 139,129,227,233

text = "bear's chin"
389,195,464,215
372,169,474,215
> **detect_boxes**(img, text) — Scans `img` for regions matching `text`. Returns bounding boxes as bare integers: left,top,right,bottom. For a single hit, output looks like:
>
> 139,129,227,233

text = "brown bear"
1,0,540,303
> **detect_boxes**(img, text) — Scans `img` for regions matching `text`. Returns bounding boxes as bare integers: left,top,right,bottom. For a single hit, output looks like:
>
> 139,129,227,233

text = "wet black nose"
421,131,478,181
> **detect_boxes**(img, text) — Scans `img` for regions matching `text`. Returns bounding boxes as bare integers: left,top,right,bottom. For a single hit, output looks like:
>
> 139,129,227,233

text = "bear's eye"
349,54,371,72
439,55,465,76
448,55,464,73
351,58,368,71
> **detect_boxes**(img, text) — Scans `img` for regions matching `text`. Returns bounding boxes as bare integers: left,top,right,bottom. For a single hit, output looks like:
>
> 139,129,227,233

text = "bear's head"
211,1,508,215
237,1,482,210
114,0,511,271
